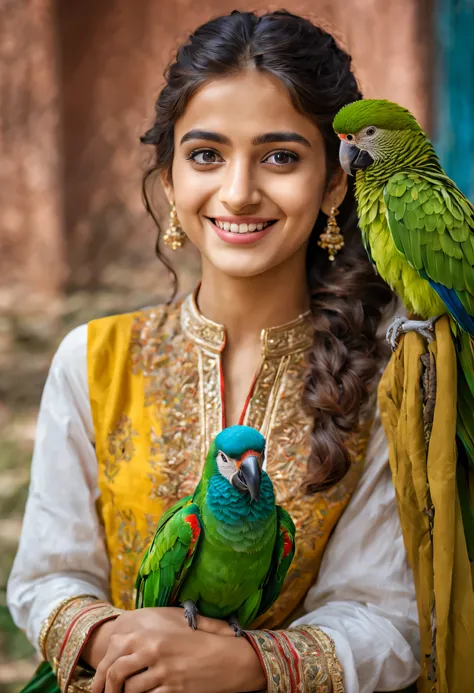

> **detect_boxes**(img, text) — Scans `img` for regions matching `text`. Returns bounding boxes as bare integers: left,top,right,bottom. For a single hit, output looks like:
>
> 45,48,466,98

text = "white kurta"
7,324,420,693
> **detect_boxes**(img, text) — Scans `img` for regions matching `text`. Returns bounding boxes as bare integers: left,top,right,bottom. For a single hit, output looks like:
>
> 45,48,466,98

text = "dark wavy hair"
141,10,394,492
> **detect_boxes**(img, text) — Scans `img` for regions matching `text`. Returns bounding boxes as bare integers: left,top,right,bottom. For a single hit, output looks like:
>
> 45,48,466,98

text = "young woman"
8,10,420,693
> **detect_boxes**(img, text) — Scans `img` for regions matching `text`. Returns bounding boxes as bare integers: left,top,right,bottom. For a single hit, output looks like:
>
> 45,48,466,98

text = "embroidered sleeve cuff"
40,595,123,692
245,624,344,693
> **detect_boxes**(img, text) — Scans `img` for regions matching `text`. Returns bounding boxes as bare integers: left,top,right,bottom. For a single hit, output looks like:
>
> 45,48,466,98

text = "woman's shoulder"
51,322,88,381
88,300,182,338
87,300,184,362
51,300,184,383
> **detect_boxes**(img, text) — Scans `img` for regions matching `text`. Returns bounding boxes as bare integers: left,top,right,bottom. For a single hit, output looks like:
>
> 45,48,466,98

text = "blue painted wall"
434,0,474,200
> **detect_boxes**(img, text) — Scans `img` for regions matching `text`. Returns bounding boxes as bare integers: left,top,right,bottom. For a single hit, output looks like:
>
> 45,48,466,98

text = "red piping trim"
58,603,104,661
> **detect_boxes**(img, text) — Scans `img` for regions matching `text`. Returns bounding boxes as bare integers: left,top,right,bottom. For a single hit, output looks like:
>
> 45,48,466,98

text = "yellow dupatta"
378,315,474,693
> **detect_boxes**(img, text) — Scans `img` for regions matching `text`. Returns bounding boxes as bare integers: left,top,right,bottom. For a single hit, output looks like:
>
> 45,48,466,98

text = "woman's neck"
197,249,310,348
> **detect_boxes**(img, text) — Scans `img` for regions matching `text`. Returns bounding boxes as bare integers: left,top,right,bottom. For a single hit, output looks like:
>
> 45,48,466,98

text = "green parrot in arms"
135,425,296,635
333,98,474,567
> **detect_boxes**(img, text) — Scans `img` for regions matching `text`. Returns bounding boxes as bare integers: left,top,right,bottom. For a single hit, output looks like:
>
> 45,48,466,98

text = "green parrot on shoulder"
135,425,296,634
333,98,474,567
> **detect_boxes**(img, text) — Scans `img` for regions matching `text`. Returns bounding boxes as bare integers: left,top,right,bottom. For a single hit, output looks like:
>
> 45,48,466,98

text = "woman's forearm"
230,636,267,692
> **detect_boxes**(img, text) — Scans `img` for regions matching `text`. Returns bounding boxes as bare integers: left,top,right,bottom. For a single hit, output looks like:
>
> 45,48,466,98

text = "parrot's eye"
216,451,237,477
366,126,377,136
346,134,354,142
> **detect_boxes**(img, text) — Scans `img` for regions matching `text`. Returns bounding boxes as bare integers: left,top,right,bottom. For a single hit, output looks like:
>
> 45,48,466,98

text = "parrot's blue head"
210,425,266,502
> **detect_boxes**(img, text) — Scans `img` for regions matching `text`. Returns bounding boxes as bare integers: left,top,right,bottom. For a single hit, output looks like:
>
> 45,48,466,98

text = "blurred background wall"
1,0,433,303
1,0,472,690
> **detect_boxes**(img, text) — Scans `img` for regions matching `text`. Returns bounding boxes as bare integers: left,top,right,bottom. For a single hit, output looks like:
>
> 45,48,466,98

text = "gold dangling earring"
163,202,186,250
318,205,344,261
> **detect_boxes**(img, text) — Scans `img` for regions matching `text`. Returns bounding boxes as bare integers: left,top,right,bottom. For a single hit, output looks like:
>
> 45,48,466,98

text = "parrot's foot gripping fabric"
386,316,438,350
182,600,198,630
227,612,244,637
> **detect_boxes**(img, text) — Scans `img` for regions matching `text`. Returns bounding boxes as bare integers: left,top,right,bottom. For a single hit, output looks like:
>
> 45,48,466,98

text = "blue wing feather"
427,279,474,336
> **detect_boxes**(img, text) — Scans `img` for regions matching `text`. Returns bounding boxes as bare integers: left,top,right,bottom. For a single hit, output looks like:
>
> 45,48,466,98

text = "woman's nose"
218,160,262,210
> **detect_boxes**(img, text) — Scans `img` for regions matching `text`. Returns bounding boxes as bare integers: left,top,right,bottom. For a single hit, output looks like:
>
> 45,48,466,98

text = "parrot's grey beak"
232,455,261,502
338,140,374,176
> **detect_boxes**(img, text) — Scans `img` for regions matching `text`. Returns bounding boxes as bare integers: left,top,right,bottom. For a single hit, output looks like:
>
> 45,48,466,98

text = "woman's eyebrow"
180,130,230,145
180,130,311,147
252,132,311,147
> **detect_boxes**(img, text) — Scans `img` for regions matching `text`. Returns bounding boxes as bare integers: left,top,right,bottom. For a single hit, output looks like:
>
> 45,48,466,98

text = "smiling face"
161,70,346,279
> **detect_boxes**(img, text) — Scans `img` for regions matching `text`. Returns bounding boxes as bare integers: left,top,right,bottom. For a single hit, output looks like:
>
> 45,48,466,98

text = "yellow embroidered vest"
88,293,372,628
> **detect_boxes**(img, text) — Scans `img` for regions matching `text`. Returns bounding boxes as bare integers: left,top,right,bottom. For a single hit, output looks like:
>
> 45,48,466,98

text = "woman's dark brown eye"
191,150,222,164
265,150,299,165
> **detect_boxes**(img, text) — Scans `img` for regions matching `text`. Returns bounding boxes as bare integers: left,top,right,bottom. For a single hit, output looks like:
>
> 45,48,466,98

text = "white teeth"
214,219,273,233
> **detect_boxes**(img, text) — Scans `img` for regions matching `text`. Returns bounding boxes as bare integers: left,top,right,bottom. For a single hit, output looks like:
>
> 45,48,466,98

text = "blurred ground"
0,254,200,692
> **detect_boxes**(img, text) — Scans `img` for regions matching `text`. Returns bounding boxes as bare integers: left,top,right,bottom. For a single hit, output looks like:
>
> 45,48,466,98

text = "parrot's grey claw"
231,623,243,637
386,316,407,350
227,613,243,637
182,600,198,630
386,316,438,350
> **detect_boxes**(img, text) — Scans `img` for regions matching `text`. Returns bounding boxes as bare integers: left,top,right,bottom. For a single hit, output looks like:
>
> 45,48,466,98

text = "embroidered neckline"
181,288,314,357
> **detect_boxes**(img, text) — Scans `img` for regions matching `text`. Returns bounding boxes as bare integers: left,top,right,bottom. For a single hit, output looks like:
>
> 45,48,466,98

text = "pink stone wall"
0,0,432,297
0,0,65,297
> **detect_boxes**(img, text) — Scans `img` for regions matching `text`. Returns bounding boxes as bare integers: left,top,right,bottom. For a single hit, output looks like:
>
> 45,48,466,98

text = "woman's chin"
197,235,281,279
203,252,276,279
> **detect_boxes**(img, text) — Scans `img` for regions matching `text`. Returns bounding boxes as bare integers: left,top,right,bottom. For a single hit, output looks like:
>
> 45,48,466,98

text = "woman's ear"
160,169,174,205
321,168,348,215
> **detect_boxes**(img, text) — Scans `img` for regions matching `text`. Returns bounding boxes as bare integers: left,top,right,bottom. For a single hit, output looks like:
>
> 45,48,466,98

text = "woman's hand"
83,607,232,671
87,607,266,693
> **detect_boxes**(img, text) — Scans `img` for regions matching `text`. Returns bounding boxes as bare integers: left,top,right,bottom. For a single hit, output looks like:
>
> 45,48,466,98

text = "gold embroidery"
132,305,203,505
250,349,371,629
245,626,338,693
244,357,282,435
59,603,121,692
310,626,345,693
43,597,100,680
198,349,223,455
104,415,138,483
39,595,87,659
115,509,157,610
181,289,314,358
90,293,371,618
181,291,226,353
262,312,313,358
68,668,94,692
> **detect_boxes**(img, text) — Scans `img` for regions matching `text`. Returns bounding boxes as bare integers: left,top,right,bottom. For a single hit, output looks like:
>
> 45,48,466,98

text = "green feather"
135,501,201,609
257,506,296,617
134,425,296,626
334,97,474,567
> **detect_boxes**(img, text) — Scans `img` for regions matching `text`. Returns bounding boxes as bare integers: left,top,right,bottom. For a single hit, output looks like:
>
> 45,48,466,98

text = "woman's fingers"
123,666,163,693
195,614,234,636
92,652,143,693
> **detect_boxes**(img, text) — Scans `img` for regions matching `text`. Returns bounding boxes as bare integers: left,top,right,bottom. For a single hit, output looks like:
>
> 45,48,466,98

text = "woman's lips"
208,218,277,245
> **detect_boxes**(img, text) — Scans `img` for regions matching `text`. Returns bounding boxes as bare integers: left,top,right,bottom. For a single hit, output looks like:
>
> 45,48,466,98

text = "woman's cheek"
175,179,213,240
